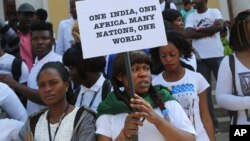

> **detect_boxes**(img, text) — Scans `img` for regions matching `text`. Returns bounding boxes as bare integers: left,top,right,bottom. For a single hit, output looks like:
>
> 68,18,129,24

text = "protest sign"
76,0,167,58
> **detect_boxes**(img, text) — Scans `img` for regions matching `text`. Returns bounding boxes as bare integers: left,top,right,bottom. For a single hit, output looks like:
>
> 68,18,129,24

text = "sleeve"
73,111,96,141
55,20,65,55
197,72,210,94
19,62,29,83
216,56,250,110
96,115,112,138
166,100,197,135
0,84,28,122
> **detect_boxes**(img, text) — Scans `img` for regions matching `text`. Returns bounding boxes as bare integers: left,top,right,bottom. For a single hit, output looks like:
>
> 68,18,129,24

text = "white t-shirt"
185,8,224,59
0,82,28,121
75,75,105,112
152,69,209,141
26,50,62,115
96,100,196,141
34,107,79,141
216,54,250,125
55,17,76,55
0,53,29,83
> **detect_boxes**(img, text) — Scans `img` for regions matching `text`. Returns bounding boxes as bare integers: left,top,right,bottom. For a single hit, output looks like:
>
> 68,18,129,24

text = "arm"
184,28,213,39
199,91,216,141
0,74,44,104
1,84,28,122
216,57,250,110
195,19,225,35
131,94,195,141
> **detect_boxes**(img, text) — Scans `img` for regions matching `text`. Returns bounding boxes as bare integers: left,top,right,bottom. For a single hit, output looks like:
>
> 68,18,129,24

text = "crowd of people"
0,0,250,141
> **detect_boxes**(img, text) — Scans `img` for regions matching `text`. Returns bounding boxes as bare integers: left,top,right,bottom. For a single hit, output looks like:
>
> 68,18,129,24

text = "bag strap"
73,107,96,130
11,57,22,81
29,109,47,135
101,79,112,100
72,86,81,105
229,55,238,95
229,55,238,124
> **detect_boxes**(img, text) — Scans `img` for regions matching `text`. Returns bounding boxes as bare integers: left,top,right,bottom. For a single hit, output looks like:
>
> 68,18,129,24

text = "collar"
80,74,106,93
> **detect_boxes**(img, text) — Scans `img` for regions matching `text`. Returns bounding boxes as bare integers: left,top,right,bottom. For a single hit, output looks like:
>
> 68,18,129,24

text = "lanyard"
47,104,69,141
80,87,101,108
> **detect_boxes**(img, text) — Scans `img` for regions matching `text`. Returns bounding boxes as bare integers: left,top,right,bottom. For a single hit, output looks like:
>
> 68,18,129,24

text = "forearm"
12,82,44,105
216,94,250,111
197,25,222,35
184,28,212,39
154,116,195,141
202,116,216,141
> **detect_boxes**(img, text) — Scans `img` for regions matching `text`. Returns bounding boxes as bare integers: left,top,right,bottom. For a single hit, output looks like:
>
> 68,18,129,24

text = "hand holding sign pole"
76,0,167,140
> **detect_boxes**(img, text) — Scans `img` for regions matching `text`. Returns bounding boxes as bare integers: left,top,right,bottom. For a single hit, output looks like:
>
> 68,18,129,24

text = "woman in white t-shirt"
96,51,196,141
152,31,215,141
19,62,96,141
216,10,250,125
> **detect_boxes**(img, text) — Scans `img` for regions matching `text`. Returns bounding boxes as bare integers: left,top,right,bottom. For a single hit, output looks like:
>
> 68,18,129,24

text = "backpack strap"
29,109,47,135
73,107,96,130
11,57,22,81
72,86,81,105
229,55,238,125
101,79,112,100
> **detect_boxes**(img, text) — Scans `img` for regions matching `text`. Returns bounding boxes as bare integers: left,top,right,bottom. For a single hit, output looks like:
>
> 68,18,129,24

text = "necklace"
47,103,69,141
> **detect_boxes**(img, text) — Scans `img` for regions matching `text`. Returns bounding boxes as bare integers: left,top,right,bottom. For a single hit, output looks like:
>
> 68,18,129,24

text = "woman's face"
172,16,184,30
184,3,192,11
118,63,152,95
159,42,181,71
37,68,68,106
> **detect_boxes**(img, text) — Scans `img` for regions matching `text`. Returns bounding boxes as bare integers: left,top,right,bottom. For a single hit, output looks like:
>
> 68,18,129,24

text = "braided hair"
111,51,167,111
230,9,250,52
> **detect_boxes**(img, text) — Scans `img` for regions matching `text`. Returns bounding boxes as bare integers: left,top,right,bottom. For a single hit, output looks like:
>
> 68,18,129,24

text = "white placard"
76,0,167,59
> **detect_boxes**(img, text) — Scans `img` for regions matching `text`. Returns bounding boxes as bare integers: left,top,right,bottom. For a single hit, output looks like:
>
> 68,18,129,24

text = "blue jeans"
197,57,223,129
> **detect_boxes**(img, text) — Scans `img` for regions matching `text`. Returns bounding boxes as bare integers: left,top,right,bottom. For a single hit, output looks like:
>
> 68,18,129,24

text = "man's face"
192,0,206,10
31,30,54,60
18,12,36,29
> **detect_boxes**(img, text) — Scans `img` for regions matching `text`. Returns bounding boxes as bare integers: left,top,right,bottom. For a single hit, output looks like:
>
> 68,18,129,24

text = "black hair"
162,9,182,23
150,31,193,63
36,61,75,105
230,9,250,52
30,21,53,37
183,0,192,6
36,8,48,22
63,43,106,79
111,51,166,111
